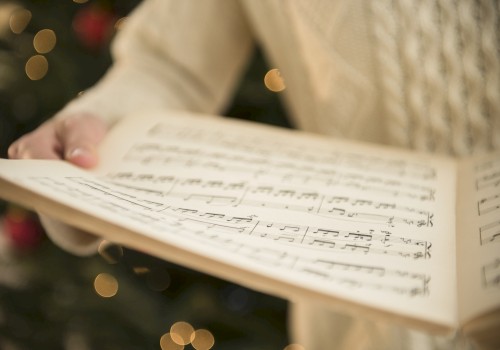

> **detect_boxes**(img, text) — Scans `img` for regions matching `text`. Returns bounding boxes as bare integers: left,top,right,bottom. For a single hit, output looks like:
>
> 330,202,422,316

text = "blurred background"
0,1,295,349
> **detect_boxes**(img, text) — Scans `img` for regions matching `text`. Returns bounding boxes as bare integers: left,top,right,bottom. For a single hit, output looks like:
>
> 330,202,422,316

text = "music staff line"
170,208,432,259
482,258,500,288
479,220,500,245
475,158,500,172
475,169,500,191
123,144,437,201
238,246,430,297
142,125,438,180
33,176,433,260
99,175,435,228
478,194,500,216
30,175,432,297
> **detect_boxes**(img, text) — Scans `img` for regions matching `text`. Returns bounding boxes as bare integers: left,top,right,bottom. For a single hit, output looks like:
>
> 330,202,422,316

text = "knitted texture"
372,0,500,156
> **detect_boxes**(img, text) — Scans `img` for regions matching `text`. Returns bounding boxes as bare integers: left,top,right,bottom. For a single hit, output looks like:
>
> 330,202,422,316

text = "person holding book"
8,1,500,349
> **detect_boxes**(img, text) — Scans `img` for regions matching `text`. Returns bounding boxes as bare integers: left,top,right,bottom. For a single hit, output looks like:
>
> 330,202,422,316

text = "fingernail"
67,147,89,159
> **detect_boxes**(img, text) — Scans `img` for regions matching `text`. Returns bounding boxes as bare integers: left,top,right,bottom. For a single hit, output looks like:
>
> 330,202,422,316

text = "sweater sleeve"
44,0,254,256
54,0,254,125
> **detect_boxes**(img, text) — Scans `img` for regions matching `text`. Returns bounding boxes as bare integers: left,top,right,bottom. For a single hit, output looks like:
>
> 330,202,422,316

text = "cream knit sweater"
48,0,499,349
57,0,500,156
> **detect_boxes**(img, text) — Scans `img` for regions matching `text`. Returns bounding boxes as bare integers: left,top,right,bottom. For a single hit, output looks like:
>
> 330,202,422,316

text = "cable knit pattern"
479,0,500,150
371,0,410,148
420,0,451,153
399,0,432,151
458,1,488,152
372,0,499,155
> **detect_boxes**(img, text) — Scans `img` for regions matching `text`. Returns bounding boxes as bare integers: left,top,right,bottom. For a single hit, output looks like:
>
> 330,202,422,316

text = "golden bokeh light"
97,240,124,264
33,29,56,54
0,5,17,36
264,68,286,92
284,344,306,350
133,266,150,274
25,55,48,80
160,333,184,350
94,273,119,298
73,0,89,4
190,329,215,350
170,321,195,346
9,8,31,34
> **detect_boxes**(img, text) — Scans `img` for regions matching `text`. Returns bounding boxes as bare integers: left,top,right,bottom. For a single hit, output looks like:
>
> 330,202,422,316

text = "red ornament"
72,5,116,51
3,206,44,252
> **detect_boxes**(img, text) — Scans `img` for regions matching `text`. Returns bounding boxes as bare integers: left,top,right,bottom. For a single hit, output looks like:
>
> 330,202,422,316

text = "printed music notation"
483,258,500,288
122,143,436,201
479,221,500,245
44,176,433,259
170,208,432,260
478,194,500,216
146,122,437,181
475,158,500,191
103,172,435,228
27,175,433,297
475,157,500,246
238,247,430,297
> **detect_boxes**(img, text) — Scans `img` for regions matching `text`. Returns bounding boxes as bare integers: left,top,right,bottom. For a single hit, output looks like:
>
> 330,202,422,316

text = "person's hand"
8,113,108,255
8,113,108,168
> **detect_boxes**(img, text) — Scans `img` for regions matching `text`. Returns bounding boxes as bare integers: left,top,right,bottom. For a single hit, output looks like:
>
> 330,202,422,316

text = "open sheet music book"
0,110,499,342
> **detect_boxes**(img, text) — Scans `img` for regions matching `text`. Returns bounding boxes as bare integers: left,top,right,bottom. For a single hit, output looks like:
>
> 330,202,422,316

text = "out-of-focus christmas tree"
0,0,136,159
0,1,293,349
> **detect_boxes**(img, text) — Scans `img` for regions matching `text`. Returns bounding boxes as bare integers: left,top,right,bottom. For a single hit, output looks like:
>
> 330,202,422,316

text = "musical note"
483,258,500,288
479,220,500,245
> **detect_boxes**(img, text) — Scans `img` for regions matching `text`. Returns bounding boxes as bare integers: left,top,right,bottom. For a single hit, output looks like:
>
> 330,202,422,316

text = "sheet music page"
0,110,459,329
457,153,500,324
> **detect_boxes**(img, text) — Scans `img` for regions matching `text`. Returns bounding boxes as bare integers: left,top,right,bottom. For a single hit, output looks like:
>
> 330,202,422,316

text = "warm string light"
93,272,119,298
33,29,56,54
9,8,31,34
170,321,194,346
160,322,215,350
11,3,126,82
25,55,48,80
160,333,184,350
8,6,56,81
190,329,215,350
264,68,286,92
132,266,150,274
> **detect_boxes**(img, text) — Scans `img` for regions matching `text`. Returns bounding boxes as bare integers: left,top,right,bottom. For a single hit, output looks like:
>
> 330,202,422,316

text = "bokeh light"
160,333,184,350
264,68,286,92
170,321,194,346
25,55,48,80
33,29,56,54
133,266,150,274
190,329,215,350
9,8,31,34
93,273,118,298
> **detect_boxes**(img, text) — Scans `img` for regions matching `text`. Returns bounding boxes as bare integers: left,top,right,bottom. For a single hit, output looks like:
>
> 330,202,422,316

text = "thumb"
55,114,108,168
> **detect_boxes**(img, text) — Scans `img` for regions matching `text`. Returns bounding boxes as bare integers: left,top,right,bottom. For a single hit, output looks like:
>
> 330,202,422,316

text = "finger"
55,114,108,168
8,125,62,160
